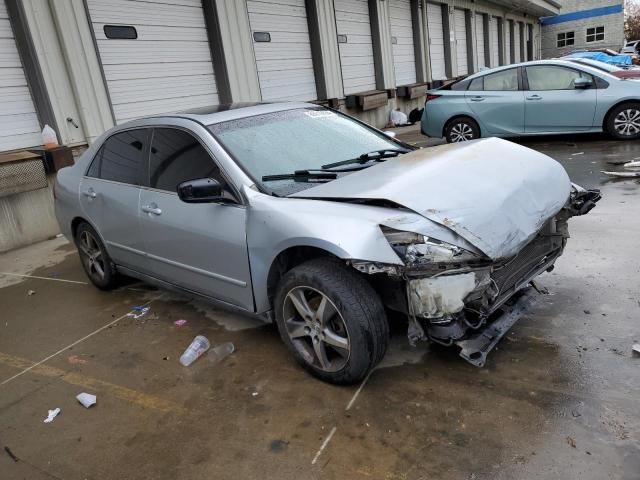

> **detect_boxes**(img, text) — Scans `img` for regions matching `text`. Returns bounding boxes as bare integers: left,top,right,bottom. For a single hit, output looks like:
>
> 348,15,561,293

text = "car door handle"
526,95,542,101
141,205,162,216
470,96,485,102
81,188,96,199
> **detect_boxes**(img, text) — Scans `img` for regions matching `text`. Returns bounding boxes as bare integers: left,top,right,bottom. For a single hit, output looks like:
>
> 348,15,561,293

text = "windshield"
208,107,402,195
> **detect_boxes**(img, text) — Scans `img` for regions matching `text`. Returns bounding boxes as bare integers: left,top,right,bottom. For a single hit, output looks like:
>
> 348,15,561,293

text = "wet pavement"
1,133,639,479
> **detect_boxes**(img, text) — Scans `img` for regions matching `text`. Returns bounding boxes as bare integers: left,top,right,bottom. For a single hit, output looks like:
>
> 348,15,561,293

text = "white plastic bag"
390,109,408,126
42,124,59,147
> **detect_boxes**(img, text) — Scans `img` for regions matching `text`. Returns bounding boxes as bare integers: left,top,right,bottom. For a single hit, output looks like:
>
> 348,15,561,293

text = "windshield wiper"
321,148,410,170
262,170,338,182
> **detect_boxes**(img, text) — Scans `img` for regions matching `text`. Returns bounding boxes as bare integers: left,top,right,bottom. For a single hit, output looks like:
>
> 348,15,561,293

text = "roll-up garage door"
505,20,512,64
87,0,219,123
475,13,486,70
513,21,521,63
490,16,499,66
248,0,317,101
426,3,446,81
335,0,377,95
453,9,468,76
389,0,416,86
0,0,41,151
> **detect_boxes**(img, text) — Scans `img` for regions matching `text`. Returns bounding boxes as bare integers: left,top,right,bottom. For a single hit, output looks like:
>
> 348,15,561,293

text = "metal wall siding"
87,0,219,123
335,0,376,94
389,0,416,86
454,9,468,76
426,3,446,81
0,0,41,151
475,13,485,69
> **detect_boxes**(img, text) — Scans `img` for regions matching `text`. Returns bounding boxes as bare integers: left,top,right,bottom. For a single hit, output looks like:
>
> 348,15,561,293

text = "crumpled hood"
290,137,572,259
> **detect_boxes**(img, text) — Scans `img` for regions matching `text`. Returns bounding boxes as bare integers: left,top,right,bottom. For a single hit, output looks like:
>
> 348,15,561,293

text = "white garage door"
514,21,521,63
389,0,416,86
490,16,499,66
248,0,317,101
426,3,446,81
87,0,219,123
0,0,41,151
335,0,377,95
475,13,486,70
505,20,512,64
453,9,468,76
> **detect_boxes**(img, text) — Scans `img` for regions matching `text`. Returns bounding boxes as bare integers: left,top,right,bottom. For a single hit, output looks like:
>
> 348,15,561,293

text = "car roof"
465,59,618,79
166,101,317,125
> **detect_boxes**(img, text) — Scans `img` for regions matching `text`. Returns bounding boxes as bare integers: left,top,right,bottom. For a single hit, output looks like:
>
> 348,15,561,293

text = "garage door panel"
261,83,316,101
94,40,213,64
475,14,485,70
88,0,206,27
0,1,41,152
426,3,446,81
337,0,371,15
454,9,468,76
490,17,499,66
107,75,217,101
103,63,212,81
390,0,416,86
247,1,306,16
114,93,219,123
253,42,312,58
93,24,207,42
248,13,309,33
255,58,316,72
336,19,373,36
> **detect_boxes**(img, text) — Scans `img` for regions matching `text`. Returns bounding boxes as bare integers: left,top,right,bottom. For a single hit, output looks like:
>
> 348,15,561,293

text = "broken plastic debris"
44,408,60,423
571,152,584,156
207,342,235,364
179,335,210,366
174,319,187,326
27,290,36,296
68,354,87,365
127,306,150,319
632,344,640,356
601,170,640,178
624,161,640,168
252,392,259,397
76,392,97,408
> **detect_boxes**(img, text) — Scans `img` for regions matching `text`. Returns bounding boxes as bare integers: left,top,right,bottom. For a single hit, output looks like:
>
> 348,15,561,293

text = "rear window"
86,129,149,185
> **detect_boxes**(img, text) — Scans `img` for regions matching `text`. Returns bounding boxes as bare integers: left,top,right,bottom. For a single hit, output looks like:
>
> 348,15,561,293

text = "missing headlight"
381,227,478,265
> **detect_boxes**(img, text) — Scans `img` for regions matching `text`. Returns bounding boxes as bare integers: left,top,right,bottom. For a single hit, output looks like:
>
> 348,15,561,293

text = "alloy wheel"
78,231,106,282
282,286,350,372
450,122,475,142
614,108,640,137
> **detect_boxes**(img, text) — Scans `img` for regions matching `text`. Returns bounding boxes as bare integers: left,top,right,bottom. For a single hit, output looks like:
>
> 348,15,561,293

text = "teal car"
421,59,640,143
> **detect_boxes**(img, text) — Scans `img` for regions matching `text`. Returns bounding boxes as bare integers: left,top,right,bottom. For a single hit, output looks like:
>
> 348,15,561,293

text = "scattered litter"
583,310,591,315
27,290,36,296
632,344,640,356
174,319,187,326
179,335,210,366
566,436,576,448
601,170,640,178
624,161,640,168
127,306,150,319
207,342,235,364
571,152,584,156
571,410,582,418
162,356,169,361
76,393,97,408
4,446,18,462
252,392,259,397
44,408,60,423
68,354,87,365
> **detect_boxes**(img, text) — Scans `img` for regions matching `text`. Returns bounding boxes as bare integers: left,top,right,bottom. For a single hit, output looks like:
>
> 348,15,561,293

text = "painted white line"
0,295,162,386
345,370,372,411
0,272,87,285
311,426,337,465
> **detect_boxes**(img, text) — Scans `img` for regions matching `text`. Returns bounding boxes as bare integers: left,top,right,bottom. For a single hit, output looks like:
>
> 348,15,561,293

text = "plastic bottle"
207,342,235,364
179,335,210,366
41,125,59,148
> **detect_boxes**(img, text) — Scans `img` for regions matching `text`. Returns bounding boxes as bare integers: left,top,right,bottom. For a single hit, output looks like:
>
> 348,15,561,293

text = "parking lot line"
0,272,88,285
345,370,373,411
0,295,162,386
311,426,337,465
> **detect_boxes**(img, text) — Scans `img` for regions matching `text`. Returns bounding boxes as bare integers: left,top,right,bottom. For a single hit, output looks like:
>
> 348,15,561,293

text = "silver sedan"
55,103,600,383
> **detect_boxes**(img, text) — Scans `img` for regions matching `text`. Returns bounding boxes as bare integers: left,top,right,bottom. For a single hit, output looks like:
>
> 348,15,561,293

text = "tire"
274,258,389,384
606,103,640,140
445,117,480,143
75,222,119,290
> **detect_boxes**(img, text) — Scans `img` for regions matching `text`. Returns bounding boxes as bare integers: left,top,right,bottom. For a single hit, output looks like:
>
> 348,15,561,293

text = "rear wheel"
606,103,640,140
75,222,118,290
445,117,480,143
274,258,388,384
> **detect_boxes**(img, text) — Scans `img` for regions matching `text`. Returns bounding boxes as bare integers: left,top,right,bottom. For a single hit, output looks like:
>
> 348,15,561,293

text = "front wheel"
274,258,388,384
75,222,119,290
606,103,640,140
445,117,480,143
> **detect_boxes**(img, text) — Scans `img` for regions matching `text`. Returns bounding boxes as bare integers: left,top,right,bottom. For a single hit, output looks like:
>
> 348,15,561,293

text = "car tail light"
426,94,441,102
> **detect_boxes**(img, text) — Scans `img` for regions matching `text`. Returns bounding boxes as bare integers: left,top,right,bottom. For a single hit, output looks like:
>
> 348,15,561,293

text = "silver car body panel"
292,137,571,260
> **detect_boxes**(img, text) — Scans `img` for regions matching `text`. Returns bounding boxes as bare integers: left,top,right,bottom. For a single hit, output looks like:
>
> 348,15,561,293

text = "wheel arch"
602,99,640,132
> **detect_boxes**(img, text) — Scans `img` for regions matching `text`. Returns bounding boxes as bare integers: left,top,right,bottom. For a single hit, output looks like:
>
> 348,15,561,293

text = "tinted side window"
90,129,149,185
526,66,592,90
149,128,222,192
468,77,484,91
483,69,518,91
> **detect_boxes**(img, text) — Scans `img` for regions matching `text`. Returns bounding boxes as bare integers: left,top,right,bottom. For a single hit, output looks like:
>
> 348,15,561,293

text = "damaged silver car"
54,103,600,384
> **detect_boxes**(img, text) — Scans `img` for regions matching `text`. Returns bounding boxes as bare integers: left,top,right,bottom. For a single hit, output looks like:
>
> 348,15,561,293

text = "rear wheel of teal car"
607,102,640,140
444,117,480,143
274,258,389,384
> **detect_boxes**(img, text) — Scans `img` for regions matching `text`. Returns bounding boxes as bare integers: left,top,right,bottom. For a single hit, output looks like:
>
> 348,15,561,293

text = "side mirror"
383,130,397,138
574,77,593,89
177,178,228,203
